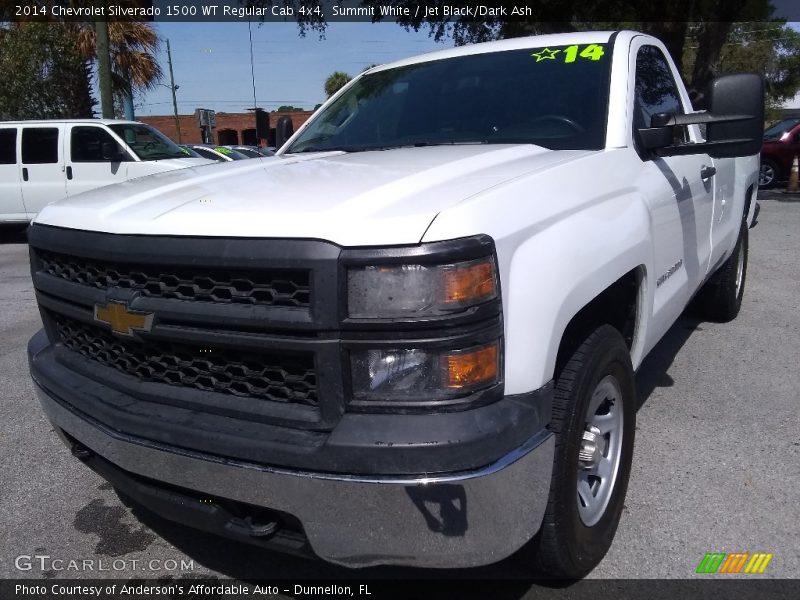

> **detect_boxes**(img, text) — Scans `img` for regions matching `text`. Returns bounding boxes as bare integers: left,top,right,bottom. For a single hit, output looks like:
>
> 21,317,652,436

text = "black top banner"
2,0,800,23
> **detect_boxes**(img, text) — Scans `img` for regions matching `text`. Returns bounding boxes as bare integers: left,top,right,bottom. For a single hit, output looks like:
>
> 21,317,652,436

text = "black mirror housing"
639,125,673,150
636,74,763,159
275,116,294,150
705,73,764,158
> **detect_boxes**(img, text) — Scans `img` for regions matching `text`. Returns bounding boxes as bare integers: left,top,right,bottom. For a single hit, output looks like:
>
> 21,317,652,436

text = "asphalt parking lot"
1,194,798,592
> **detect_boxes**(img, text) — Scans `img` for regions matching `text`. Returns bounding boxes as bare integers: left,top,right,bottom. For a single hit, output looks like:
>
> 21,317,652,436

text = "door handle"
66,166,73,180
22,167,28,182
701,165,716,179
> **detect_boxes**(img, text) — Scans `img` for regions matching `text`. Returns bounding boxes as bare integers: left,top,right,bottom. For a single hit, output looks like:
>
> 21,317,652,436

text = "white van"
0,119,214,223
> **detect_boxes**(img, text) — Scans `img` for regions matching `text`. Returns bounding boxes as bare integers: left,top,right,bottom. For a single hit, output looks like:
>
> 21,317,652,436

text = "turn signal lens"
443,258,496,306
443,342,499,389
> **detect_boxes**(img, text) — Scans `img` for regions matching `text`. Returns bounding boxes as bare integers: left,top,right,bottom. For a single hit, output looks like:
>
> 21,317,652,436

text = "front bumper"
33,379,554,569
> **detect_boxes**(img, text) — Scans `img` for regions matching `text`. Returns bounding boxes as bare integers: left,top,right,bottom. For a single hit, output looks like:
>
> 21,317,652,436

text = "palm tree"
324,71,351,98
75,21,162,113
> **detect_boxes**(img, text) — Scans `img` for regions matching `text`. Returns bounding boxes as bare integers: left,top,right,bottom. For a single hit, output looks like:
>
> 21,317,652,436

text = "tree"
256,0,797,111
74,21,162,112
0,22,95,119
356,0,780,100
276,105,305,111
684,22,800,116
324,71,351,98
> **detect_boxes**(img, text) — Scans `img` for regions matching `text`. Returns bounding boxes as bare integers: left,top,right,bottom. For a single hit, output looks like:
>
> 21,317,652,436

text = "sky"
134,21,800,116
136,21,448,116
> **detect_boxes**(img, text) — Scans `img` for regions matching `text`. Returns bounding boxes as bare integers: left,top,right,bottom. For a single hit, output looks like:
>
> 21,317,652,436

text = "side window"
633,46,688,144
70,126,126,162
21,128,59,164
0,129,16,164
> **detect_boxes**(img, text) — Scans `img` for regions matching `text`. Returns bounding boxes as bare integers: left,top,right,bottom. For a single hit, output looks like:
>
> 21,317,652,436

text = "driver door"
630,42,715,340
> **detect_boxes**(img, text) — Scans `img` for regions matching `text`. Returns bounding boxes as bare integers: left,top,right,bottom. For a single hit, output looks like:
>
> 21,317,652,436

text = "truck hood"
34,145,590,246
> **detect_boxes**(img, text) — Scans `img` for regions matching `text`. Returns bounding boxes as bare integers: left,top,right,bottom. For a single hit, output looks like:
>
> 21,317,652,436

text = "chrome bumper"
34,382,554,569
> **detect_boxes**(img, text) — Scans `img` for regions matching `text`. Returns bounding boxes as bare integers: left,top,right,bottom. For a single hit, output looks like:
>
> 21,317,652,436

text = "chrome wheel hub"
579,425,607,469
576,375,624,527
759,163,774,186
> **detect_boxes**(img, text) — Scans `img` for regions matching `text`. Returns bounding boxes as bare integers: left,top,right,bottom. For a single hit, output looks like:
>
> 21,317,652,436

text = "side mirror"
705,74,764,158
637,74,764,159
275,116,294,149
638,114,674,151
101,141,125,161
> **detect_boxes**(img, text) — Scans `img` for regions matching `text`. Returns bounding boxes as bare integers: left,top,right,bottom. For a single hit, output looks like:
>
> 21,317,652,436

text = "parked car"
0,119,214,223
182,144,250,162
759,117,800,188
225,145,275,158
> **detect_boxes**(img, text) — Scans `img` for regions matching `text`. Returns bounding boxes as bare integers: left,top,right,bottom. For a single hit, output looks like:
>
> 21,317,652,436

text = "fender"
423,151,654,393
500,192,651,392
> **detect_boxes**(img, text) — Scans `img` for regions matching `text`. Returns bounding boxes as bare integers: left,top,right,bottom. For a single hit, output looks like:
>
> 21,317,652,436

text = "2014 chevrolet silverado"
27,31,763,577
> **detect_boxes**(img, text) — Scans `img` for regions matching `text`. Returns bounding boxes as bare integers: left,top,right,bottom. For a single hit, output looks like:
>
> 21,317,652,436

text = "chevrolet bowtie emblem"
93,301,154,336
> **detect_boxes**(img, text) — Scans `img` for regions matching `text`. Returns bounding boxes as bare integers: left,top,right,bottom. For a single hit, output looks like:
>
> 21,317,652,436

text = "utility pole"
248,21,258,144
166,39,182,143
95,20,114,118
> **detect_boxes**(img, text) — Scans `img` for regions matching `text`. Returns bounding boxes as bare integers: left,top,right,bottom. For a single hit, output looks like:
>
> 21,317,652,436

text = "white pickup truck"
27,31,762,577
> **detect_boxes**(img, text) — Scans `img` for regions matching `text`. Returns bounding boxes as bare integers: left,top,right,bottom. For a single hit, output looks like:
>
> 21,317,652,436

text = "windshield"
108,124,189,160
212,146,249,160
231,147,262,158
287,44,612,154
763,118,800,141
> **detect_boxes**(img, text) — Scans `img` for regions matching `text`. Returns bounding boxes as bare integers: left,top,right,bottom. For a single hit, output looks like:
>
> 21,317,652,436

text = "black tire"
758,158,779,189
701,221,748,322
529,325,636,578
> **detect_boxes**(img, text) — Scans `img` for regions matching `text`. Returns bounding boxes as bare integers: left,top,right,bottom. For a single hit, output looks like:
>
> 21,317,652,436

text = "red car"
759,117,800,188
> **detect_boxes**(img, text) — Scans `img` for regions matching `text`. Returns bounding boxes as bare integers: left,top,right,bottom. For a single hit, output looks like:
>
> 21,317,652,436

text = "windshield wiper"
293,146,364,153
289,146,353,154
144,153,183,160
292,140,499,154
408,140,487,147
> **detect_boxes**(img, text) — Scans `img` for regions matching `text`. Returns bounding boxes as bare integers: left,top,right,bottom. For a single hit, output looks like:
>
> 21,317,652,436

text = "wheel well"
744,184,754,220
554,267,643,377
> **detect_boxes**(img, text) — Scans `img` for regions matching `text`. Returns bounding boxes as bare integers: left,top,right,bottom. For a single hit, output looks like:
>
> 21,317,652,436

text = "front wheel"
528,325,636,578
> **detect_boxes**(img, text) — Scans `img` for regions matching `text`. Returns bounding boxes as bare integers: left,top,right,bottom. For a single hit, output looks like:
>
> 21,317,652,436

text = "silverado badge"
93,301,154,336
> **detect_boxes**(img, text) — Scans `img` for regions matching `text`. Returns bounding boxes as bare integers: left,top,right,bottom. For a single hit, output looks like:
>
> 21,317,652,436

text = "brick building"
139,111,314,147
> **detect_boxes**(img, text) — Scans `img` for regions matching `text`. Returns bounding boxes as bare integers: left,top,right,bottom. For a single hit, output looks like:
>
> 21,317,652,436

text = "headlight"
347,256,498,319
350,340,500,404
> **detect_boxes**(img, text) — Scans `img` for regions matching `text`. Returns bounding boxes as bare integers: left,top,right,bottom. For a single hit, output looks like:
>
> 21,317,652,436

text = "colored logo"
94,301,154,337
696,552,773,574
531,47,560,62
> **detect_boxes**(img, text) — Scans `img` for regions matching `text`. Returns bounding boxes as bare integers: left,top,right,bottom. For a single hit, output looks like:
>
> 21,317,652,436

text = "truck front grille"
38,250,311,308
54,315,318,406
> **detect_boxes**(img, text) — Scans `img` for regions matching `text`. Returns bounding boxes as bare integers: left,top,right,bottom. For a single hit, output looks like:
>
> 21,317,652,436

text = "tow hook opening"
226,515,280,538
69,439,93,460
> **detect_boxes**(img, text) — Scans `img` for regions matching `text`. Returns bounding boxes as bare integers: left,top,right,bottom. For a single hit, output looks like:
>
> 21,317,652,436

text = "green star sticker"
531,47,560,62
